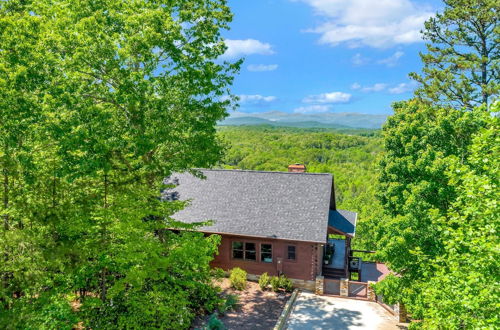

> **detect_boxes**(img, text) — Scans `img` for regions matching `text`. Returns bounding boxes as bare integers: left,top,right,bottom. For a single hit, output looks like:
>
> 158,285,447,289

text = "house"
163,164,357,290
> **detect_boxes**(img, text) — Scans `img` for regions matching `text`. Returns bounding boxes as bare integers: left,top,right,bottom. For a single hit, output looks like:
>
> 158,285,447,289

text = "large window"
261,244,273,263
287,245,296,261
245,243,256,261
232,242,244,259
232,241,256,261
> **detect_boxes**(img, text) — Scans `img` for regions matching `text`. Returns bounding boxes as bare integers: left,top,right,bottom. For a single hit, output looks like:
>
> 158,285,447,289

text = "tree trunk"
100,173,109,302
3,168,8,231
480,24,489,105
100,268,107,302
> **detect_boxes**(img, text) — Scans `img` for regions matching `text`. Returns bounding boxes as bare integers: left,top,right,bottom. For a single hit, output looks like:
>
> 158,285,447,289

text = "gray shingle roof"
164,169,333,243
328,209,357,237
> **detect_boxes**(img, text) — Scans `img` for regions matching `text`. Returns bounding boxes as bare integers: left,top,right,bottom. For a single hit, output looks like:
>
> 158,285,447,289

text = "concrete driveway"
286,292,400,330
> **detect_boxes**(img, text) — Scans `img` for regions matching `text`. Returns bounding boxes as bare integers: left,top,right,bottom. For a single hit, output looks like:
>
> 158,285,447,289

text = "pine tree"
410,0,499,109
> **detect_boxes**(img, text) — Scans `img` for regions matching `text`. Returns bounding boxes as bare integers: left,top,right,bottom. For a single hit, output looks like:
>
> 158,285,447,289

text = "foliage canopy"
374,100,499,328
0,0,238,328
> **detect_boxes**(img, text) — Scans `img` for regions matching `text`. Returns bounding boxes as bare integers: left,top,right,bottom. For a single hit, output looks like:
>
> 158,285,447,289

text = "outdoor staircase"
322,267,346,279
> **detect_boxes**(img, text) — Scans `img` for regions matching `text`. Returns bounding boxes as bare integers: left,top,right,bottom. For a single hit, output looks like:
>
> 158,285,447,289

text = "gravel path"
193,279,290,330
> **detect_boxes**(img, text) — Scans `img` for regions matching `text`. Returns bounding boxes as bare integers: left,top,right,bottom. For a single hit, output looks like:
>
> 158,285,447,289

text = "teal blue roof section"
328,209,357,237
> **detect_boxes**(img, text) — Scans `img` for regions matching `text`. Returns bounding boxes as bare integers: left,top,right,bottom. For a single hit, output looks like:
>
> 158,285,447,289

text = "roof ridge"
195,168,332,176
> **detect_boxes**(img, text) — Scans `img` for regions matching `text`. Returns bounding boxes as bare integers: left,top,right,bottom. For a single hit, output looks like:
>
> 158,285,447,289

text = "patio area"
286,292,401,330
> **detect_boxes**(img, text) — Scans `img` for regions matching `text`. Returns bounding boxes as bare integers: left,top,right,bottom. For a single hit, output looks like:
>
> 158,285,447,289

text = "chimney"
288,163,306,173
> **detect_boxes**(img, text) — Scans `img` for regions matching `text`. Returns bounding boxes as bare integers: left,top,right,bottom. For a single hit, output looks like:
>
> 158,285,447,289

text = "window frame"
232,241,244,260
286,245,297,262
231,240,257,262
244,242,257,261
260,243,273,263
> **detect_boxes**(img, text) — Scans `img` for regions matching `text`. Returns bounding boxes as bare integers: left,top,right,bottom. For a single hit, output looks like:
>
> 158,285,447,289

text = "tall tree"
421,108,499,328
0,0,239,328
410,0,499,108
374,100,497,328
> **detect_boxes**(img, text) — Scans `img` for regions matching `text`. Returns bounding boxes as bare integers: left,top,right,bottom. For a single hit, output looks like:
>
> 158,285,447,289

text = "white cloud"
238,94,277,103
303,91,352,104
350,82,415,93
361,83,388,92
294,105,332,113
223,39,275,58
351,82,361,90
247,64,279,72
388,82,416,94
378,51,404,67
299,0,434,48
351,53,370,66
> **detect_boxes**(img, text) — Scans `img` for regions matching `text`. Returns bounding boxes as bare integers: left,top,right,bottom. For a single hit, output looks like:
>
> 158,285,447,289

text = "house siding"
208,233,322,282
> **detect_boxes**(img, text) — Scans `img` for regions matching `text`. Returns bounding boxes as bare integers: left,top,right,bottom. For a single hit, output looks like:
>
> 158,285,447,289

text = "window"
261,244,273,263
232,241,256,261
232,241,244,259
245,243,256,261
287,245,296,260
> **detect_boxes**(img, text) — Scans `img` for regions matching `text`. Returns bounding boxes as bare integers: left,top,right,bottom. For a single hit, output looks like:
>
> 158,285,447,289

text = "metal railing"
324,279,341,295
376,294,397,314
348,281,368,298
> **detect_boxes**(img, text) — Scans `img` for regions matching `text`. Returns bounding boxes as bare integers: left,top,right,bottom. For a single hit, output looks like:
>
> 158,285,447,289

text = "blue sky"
221,0,443,115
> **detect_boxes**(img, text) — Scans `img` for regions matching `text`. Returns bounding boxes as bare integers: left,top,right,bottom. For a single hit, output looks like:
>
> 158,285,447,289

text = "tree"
410,0,499,109
374,100,497,328
421,105,499,328
0,0,239,328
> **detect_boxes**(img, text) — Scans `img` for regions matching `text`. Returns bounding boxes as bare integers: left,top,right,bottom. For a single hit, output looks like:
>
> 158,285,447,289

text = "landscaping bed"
193,278,291,330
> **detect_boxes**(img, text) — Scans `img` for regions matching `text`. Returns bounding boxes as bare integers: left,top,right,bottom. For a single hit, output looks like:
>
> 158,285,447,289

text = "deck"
322,239,347,279
359,262,390,282
326,238,345,269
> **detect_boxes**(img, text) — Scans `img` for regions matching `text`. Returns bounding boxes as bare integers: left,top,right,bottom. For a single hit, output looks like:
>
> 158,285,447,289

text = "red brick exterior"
208,233,323,281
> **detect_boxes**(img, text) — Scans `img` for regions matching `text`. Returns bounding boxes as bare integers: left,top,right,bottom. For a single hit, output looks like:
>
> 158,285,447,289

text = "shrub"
279,275,294,292
219,294,239,315
205,313,225,330
229,267,247,290
258,272,270,290
270,276,281,292
211,267,226,282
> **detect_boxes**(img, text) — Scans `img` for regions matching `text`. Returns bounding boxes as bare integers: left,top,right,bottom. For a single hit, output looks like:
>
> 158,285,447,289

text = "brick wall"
209,233,321,281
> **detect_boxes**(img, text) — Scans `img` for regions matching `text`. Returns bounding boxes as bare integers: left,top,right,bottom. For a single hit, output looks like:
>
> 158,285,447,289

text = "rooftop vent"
288,164,306,173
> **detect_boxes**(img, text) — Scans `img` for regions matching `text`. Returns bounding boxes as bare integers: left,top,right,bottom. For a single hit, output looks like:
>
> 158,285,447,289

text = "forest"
218,125,383,253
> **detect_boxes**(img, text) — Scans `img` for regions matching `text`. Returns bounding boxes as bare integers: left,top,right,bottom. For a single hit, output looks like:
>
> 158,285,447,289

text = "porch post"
315,276,324,295
395,303,408,322
340,278,349,297
344,237,351,278
367,281,376,301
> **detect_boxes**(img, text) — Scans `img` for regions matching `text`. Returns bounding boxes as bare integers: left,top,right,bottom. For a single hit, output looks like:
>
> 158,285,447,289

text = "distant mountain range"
219,111,388,129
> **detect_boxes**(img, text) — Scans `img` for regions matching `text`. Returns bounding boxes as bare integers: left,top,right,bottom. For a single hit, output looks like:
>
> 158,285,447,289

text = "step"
322,268,346,278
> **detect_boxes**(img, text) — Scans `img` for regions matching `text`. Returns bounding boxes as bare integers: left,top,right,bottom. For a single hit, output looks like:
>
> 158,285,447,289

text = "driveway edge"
274,289,300,330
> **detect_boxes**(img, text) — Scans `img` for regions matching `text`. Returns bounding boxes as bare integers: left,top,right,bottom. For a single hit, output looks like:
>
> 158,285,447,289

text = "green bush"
1,293,79,330
229,267,247,290
258,272,270,290
211,267,226,282
205,313,226,330
279,275,294,292
268,275,294,292
219,294,239,315
270,276,281,292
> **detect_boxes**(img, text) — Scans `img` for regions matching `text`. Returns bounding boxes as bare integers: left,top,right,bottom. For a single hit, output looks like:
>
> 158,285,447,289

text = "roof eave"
198,229,327,244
